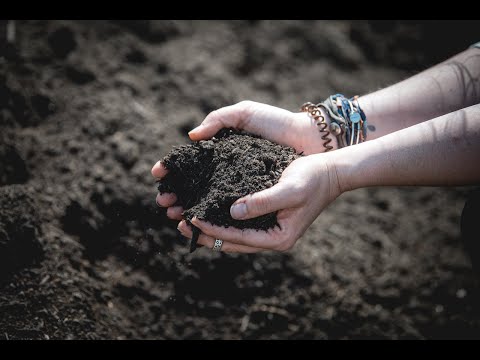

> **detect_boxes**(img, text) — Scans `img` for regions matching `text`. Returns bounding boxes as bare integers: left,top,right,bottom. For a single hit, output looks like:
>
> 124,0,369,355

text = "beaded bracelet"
301,94,367,151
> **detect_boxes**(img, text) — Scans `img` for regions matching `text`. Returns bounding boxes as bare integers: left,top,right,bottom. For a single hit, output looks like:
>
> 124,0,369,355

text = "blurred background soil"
1,20,480,339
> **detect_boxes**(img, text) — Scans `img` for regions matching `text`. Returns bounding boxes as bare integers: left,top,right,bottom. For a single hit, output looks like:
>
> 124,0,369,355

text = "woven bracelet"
302,94,367,150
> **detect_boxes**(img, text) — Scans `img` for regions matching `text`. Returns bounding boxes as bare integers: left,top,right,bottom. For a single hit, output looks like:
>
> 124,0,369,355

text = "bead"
350,111,361,123
329,122,342,135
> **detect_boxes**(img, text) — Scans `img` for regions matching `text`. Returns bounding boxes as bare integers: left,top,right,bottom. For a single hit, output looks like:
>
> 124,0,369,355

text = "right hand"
178,153,343,253
152,100,338,221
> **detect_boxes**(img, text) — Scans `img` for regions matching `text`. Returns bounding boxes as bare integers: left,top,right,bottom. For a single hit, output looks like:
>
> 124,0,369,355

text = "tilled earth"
0,20,479,339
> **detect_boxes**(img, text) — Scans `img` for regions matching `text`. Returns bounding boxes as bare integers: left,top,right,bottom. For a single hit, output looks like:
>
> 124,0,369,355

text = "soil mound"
158,129,299,251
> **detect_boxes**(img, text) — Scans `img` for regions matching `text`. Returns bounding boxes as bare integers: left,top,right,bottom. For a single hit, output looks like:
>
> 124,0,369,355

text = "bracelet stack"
301,93,367,151
300,102,334,152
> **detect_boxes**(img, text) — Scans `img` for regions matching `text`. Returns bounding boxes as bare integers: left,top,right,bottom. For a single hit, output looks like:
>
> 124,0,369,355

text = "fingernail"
231,203,247,219
177,222,186,235
152,161,160,177
177,226,184,235
188,125,202,135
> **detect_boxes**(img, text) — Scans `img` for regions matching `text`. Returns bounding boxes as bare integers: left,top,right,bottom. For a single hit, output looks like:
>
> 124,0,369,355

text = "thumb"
230,182,298,220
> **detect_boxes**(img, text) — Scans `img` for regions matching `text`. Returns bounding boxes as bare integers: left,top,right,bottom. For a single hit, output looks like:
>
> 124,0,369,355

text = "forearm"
359,47,480,141
328,104,480,191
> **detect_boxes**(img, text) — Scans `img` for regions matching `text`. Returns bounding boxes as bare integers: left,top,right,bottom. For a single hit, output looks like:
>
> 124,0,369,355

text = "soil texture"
1,20,480,339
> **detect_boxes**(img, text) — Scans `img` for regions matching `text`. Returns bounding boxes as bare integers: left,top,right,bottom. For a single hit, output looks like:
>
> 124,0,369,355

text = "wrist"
319,107,339,152
325,140,375,194
297,108,339,155
300,93,370,155
308,152,349,200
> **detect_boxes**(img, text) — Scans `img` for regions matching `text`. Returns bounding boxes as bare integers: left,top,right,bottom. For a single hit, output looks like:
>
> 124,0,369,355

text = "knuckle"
251,193,270,215
237,100,255,121
237,100,254,108
206,109,221,123
285,180,308,204
289,181,305,197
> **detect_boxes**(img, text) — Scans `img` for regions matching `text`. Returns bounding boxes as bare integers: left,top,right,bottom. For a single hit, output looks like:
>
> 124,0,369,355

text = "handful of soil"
157,128,299,252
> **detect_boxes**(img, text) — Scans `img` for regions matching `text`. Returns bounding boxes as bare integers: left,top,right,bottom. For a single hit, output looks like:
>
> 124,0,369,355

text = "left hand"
177,154,343,253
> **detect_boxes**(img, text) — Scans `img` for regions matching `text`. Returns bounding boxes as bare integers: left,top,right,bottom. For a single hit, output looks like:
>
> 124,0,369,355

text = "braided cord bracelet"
301,94,367,151
301,102,333,152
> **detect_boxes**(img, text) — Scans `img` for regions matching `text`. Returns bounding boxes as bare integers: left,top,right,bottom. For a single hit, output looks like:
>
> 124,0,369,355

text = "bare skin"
361,47,480,141
152,47,480,253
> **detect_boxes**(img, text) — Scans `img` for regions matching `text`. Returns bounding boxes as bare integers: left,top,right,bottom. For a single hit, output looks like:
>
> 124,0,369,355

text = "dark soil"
158,129,298,250
1,20,480,340
0,185,43,281
158,129,297,252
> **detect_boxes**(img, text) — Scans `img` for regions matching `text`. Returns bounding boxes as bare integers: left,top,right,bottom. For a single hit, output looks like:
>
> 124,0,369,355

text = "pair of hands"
152,101,343,253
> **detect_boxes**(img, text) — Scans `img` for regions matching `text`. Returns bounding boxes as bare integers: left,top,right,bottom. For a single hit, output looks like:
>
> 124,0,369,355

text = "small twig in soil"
190,225,201,253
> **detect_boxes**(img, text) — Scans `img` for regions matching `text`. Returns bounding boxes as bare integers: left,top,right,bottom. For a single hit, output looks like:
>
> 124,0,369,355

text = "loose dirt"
1,20,479,339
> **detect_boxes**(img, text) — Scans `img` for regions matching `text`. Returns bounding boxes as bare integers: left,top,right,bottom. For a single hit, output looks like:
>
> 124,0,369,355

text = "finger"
230,182,299,220
197,237,264,253
166,206,184,220
151,161,169,179
156,192,177,207
177,221,263,253
190,217,282,249
188,101,253,141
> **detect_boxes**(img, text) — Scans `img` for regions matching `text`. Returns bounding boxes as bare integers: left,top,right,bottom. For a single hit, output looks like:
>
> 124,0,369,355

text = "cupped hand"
188,100,338,155
152,100,340,244
176,153,343,253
